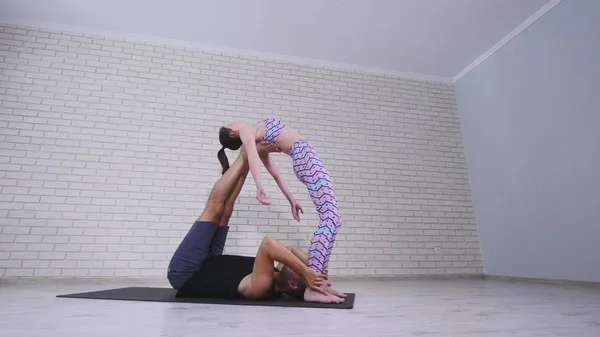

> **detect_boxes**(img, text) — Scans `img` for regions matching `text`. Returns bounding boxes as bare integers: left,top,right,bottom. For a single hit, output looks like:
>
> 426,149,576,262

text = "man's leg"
207,156,250,257
207,141,278,256
167,150,249,290
198,150,249,224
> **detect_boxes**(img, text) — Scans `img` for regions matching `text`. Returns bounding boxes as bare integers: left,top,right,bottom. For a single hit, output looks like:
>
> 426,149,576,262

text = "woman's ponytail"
217,146,230,174
218,126,243,174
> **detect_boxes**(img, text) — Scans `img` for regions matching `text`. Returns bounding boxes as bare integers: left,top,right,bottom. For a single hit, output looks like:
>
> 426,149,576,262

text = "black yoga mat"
57,286,355,309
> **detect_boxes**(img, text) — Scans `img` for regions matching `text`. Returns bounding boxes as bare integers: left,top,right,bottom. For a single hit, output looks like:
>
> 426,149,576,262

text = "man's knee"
221,204,234,222
198,199,225,223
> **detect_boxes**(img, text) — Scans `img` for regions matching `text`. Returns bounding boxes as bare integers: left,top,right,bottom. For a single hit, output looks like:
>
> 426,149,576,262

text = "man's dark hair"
279,265,306,300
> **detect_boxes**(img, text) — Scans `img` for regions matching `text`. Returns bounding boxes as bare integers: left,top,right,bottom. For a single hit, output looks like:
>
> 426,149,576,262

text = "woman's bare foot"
325,283,347,298
304,285,345,304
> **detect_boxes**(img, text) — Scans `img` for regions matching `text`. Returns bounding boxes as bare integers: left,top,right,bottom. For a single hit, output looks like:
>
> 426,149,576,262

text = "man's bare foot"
325,283,347,298
304,286,345,304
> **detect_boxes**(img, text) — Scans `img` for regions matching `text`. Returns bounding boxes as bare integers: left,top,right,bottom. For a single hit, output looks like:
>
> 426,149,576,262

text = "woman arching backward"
217,118,345,304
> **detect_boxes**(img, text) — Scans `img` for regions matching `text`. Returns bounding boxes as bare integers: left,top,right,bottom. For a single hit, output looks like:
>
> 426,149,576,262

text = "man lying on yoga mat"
167,142,346,303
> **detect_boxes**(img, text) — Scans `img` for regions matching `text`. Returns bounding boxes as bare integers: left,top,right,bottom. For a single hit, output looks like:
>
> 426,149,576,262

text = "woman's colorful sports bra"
262,118,285,143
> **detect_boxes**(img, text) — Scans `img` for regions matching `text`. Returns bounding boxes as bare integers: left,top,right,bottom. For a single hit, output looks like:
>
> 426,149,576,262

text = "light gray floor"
1,278,600,337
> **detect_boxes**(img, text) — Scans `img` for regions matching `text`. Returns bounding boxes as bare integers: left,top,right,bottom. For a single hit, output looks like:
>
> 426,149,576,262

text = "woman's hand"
256,185,270,205
290,200,304,221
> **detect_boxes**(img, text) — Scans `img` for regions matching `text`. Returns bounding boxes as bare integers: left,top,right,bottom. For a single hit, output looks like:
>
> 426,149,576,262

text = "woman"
217,117,344,302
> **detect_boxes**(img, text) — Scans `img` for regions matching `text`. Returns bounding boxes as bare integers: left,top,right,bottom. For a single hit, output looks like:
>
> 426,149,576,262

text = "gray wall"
455,0,600,282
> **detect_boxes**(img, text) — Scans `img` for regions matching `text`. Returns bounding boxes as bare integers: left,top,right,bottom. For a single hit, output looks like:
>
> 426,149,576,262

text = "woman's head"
217,126,243,174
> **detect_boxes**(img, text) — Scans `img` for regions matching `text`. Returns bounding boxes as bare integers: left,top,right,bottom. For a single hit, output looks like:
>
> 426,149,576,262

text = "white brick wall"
0,24,483,278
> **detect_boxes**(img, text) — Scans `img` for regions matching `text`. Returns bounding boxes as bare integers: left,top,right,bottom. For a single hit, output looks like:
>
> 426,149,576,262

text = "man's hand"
302,268,327,294
256,141,281,155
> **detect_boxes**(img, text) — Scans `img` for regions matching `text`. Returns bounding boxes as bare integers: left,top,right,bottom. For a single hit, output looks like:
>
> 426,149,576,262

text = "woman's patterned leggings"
291,140,341,274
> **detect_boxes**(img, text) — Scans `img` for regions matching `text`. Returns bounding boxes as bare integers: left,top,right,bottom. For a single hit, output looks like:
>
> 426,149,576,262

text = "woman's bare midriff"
273,128,303,155
252,122,303,156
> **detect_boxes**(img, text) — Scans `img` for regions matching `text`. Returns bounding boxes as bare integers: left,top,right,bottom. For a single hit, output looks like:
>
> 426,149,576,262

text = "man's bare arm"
240,237,325,299
290,246,308,265
276,246,307,271
276,246,333,281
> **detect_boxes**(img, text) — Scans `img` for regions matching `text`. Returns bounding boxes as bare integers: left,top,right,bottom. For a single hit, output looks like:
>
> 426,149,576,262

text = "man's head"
274,265,306,300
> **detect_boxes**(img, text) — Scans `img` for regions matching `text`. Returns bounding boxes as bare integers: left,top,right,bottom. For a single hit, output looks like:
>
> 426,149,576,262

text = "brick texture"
0,24,483,278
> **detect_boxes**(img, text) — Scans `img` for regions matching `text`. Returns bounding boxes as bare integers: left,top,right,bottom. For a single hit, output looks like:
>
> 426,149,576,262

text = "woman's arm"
260,153,295,204
239,126,268,203
261,153,304,221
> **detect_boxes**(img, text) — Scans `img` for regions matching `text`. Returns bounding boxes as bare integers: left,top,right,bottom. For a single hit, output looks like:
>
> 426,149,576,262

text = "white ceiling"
0,0,552,81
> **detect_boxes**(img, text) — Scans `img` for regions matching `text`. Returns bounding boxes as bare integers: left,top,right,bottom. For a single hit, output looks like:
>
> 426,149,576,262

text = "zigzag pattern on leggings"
291,140,341,273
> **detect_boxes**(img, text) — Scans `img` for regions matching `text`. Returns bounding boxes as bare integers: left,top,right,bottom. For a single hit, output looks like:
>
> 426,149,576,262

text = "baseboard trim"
485,275,600,288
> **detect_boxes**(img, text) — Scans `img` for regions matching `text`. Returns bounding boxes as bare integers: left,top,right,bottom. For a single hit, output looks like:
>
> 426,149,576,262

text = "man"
167,142,346,303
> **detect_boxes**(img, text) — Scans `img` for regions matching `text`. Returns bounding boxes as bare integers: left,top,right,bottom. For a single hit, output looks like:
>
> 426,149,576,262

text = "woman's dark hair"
217,127,243,174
